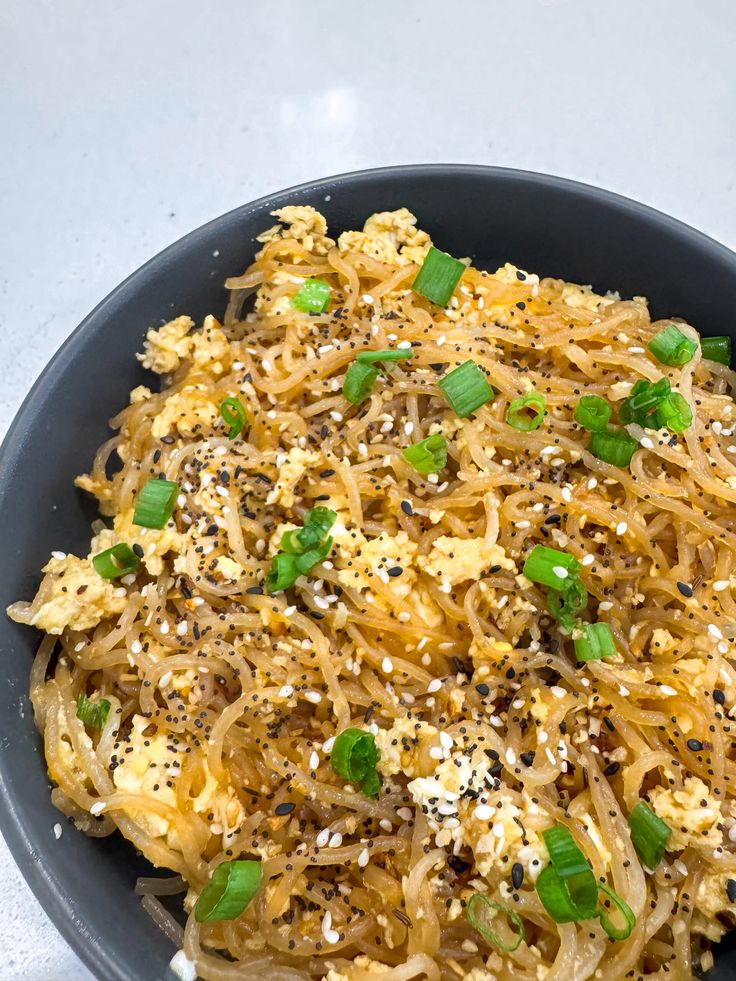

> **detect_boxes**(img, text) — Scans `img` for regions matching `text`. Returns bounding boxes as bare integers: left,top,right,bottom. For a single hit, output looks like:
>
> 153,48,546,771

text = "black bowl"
1,165,735,980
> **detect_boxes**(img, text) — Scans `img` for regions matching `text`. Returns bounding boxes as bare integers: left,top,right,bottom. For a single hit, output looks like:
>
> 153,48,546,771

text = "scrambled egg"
649,776,723,851
26,553,127,634
323,956,393,981
374,717,441,779
113,716,244,847
337,208,431,266
138,315,194,374
108,508,187,578
417,536,515,586
266,447,320,508
257,205,334,256
150,388,220,439
337,531,417,594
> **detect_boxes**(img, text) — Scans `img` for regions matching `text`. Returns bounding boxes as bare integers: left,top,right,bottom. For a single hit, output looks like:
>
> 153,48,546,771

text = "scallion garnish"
76,693,111,729
412,246,465,306
574,622,616,661
535,863,588,922
540,825,598,917
647,325,698,366
132,478,179,529
219,397,248,439
575,395,612,432
651,392,693,433
194,860,262,923
402,434,447,475
588,428,638,468
267,508,337,594
330,728,381,798
466,893,525,952
547,579,588,633
438,360,494,418
507,392,546,431
291,278,330,314
356,349,413,364
618,378,671,426
701,335,731,365
92,543,140,580
628,801,672,869
523,545,579,591
597,882,635,941
343,361,379,404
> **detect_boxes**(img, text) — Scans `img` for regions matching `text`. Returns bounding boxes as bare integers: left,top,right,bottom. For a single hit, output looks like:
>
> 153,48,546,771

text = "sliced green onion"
438,360,494,418
466,893,525,952
330,728,381,798
628,801,672,869
701,335,731,365
575,396,611,432
597,882,635,941
76,693,111,729
343,361,379,404
294,536,333,575
219,397,248,439
547,579,588,633
647,325,697,366
194,860,261,923
266,553,299,594
356,349,413,364
412,246,465,306
402,434,447,475
651,392,693,433
574,622,616,661
523,545,580,591
542,825,598,916
297,507,337,550
588,428,638,468
535,864,585,922
619,377,671,426
507,392,546,432
132,478,179,529
291,278,330,314
92,543,140,580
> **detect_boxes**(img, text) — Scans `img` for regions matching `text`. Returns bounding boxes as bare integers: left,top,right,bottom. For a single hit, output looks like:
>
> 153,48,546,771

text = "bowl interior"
1,165,735,980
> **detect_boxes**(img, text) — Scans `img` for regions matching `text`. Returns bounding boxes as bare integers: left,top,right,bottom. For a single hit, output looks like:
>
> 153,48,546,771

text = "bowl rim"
1,162,734,979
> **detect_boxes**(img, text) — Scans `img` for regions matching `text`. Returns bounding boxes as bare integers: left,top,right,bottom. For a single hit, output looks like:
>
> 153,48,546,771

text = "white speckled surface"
1,0,735,977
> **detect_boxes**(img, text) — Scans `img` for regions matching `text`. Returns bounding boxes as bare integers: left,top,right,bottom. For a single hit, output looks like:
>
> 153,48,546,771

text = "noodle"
9,204,736,980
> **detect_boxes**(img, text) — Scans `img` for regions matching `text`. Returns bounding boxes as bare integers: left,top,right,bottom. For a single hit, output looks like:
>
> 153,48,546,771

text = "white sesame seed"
552,566,569,580
381,657,394,674
176,621,188,636
429,746,444,760
440,731,453,750
541,445,558,456
587,477,598,490
619,685,630,697
309,751,319,770
421,652,431,666
581,554,594,566
131,640,142,655
261,358,272,373
659,685,677,696
53,823,62,839
279,684,294,698
714,580,730,592
709,624,724,640
551,686,566,698
404,421,414,436
427,678,442,693
615,521,628,536
473,804,494,821
51,551,66,561
358,848,370,868
505,748,517,765
640,436,654,450
438,802,458,816
316,828,330,847
545,747,557,765
397,807,413,821
628,346,645,354
283,605,296,617
304,690,322,704
538,731,548,744
323,737,336,754
516,520,531,529
561,487,572,503
328,832,343,848
598,601,613,611
492,821,506,838
159,671,172,687
361,294,374,304
330,411,343,423
90,801,106,816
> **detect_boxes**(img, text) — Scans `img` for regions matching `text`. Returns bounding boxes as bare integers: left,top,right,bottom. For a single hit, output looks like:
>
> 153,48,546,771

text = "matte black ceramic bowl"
2,165,736,980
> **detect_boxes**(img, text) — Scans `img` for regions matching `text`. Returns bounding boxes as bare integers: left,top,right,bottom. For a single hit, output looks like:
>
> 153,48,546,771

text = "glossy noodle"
9,205,736,981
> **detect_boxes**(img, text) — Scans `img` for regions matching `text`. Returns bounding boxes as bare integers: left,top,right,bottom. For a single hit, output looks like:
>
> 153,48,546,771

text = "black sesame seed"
714,689,726,705
520,751,535,767
387,566,403,577
132,543,144,558
511,863,524,888
604,761,620,776
448,854,471,874
727,879,736,903
506,667,516,679
687,738,703,752
400,500,414,516
320,469,336,478
475,683,490,696
246,586,264,595
677,582,693,598
603,716,615,732
275,802,295,816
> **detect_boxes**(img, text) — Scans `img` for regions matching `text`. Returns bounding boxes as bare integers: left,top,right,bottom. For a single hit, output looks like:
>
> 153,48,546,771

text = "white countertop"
1,0,735,976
